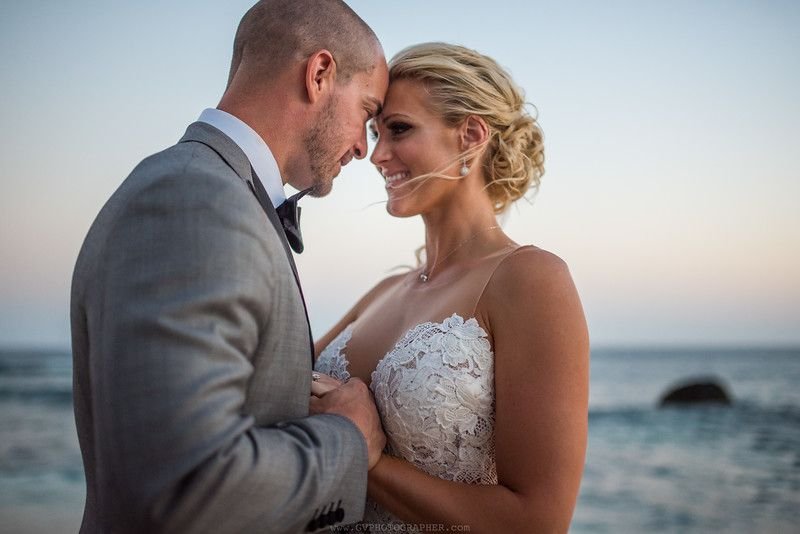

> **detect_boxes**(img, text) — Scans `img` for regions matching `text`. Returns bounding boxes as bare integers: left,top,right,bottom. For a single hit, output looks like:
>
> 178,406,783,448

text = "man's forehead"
364,61,389,94
356,73,387,113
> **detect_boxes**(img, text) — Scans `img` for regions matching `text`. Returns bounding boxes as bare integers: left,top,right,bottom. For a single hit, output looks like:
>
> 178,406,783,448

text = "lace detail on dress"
314,324,353,382
318,314,496,531
370,313,496,486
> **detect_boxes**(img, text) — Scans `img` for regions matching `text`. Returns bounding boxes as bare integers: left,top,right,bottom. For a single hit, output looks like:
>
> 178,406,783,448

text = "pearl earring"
459,159,469,176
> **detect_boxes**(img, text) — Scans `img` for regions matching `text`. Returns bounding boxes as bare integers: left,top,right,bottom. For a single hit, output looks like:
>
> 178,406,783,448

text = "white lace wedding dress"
314,313,497,530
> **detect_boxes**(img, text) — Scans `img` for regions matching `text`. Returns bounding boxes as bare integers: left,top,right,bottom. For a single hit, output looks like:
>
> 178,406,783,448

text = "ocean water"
575,348,800,533
0,349,84,533
0,348,798,533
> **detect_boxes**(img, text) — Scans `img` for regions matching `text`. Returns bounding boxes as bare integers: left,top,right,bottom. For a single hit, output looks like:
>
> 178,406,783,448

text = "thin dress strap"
468,244,538,319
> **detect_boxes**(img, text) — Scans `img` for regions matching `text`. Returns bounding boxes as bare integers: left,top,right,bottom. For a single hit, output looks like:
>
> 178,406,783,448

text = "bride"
311,42,589,533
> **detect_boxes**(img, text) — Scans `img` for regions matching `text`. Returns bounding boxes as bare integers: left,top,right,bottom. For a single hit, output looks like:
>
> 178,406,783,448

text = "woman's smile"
383,171,411,189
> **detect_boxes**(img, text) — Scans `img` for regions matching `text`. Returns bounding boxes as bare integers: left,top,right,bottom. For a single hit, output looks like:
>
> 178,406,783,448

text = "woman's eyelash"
388,122,411,135
369,122,412,142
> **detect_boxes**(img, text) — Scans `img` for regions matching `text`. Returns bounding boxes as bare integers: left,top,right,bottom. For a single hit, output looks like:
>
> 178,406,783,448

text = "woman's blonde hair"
389,42,545,213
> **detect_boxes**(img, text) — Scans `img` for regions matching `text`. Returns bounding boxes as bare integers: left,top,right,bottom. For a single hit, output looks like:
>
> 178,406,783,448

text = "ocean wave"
0,351,71,377
0,361,57,376
0,388,73,406
589,401,800,424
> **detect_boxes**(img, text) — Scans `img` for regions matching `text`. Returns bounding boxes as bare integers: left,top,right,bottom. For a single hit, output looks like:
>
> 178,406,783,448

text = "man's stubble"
302,93,341,198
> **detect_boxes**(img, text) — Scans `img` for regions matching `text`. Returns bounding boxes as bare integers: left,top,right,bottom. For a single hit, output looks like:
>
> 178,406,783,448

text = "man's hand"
310,374,386,470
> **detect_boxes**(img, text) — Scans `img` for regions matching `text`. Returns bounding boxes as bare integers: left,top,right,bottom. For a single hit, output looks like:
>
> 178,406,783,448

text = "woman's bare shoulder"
487,245,573,295
479,244,587,357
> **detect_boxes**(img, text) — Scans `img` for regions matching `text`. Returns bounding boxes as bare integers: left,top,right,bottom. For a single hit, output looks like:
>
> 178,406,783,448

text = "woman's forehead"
379,79,436,119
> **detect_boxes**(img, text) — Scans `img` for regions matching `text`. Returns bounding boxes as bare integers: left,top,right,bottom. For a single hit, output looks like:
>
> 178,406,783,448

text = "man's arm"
83,162,367,533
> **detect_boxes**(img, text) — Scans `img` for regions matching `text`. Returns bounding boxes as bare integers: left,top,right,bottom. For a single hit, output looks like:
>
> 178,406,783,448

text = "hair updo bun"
389,42,545,213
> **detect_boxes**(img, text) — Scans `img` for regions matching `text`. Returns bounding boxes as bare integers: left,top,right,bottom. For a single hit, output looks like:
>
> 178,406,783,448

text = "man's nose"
353,129,367,160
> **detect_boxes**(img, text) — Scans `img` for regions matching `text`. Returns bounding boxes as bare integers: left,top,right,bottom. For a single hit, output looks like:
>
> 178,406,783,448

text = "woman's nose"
370,137,388,166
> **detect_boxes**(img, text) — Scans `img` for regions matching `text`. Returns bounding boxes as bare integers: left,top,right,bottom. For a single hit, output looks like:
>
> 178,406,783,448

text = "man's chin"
307,177,334,198
308,163,342,197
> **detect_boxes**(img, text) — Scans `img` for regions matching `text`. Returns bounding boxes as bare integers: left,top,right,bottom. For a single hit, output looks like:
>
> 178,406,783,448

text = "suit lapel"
179,122,315,363
248,171,302,283
247,172,316,363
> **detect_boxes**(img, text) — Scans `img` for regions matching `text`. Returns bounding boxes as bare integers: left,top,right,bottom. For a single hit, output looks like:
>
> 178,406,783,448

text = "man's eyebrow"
366,97,383,118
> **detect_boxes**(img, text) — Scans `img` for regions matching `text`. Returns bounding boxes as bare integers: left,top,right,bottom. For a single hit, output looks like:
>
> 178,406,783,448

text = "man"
70,1,388,532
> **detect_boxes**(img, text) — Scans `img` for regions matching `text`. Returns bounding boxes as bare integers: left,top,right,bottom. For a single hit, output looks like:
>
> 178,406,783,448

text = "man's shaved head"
228,0,382,87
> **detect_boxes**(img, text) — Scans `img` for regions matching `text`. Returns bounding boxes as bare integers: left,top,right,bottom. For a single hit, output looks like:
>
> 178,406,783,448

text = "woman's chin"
385,201,417,218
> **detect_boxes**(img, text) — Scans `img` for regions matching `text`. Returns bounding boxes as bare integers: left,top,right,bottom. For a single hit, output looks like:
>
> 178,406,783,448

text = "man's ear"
460,115,489,151
305,49,337,104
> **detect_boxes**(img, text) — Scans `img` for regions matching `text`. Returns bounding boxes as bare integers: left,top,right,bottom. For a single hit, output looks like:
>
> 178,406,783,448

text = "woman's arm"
367,248,589,532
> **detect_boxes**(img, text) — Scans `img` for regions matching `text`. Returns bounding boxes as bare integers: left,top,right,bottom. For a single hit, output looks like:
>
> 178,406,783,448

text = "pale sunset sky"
1,0,798,348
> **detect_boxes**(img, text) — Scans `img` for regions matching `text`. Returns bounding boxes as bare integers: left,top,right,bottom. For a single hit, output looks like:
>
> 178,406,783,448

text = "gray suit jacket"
71,122,367,533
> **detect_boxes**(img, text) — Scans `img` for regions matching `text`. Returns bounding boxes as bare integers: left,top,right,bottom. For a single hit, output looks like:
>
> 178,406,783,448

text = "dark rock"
658,377,732,407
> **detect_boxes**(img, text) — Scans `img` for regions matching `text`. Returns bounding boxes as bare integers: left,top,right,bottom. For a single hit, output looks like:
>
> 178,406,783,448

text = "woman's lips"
384,171,410,189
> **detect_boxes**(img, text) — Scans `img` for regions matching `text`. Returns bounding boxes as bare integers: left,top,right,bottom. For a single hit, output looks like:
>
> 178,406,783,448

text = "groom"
70,1,388,532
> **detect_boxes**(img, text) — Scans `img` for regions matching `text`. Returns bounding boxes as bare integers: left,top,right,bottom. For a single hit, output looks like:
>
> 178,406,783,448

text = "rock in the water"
658,378,732,407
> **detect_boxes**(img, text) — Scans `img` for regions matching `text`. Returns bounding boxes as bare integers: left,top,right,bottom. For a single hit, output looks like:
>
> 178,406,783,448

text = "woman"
312,43,589,532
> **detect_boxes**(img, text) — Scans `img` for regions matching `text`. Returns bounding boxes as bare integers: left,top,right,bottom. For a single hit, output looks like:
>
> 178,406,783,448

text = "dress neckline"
317,313,491,385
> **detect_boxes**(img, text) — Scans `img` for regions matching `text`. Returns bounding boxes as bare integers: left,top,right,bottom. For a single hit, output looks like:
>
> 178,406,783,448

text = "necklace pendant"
419,272,429,283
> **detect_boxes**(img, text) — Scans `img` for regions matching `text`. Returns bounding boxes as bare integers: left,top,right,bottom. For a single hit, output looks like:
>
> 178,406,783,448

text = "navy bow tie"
276,188,311,254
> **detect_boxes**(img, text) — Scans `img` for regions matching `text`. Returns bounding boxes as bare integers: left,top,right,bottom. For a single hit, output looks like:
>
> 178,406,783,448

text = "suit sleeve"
83,161,367,533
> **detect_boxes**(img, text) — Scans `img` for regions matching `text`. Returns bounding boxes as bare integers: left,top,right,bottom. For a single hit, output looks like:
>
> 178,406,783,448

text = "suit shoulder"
93,141,262,234
74,141,271,291
128,141,248,194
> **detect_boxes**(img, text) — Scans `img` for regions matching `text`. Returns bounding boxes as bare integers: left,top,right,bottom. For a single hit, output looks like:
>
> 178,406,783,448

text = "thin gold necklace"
418,225,501,283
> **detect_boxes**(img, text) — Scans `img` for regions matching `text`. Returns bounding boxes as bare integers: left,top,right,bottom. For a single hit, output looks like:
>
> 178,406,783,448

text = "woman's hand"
310,372,344,397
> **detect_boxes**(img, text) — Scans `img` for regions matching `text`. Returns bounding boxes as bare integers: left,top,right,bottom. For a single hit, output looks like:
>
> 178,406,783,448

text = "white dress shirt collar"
197,108,286,208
